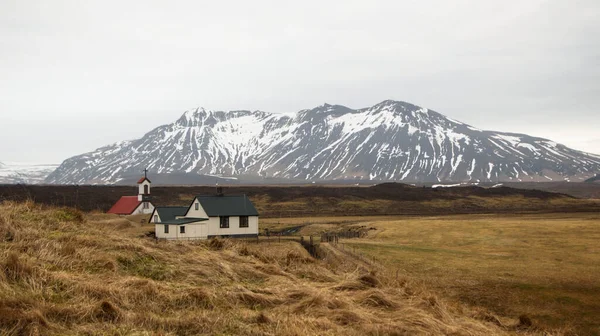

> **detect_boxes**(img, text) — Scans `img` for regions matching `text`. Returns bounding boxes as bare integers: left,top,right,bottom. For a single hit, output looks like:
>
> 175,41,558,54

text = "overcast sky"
1,0,599,163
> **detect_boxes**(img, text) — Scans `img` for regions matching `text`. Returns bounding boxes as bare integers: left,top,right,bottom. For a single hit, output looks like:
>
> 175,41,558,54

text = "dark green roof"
161,218,208,225
196,195,259,217
154,206,189,222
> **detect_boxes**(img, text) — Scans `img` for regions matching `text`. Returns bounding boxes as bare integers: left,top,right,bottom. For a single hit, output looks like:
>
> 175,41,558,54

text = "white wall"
184,198,208,218
138,180,151,195
155,222,207,240
133,202,154,215
171,198,259,238
149,210,161,223
206,215,258,237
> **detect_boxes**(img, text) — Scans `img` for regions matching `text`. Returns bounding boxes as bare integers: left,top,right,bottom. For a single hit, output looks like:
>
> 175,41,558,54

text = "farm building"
150,188,259,240
107,173,155,215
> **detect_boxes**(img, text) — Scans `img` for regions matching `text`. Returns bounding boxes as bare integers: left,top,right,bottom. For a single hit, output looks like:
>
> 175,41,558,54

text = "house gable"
150,206,188,223
149,208,160,223
185,197,209,218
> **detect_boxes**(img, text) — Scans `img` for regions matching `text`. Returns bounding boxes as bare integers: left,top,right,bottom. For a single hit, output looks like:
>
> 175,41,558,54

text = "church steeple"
137,169,152,201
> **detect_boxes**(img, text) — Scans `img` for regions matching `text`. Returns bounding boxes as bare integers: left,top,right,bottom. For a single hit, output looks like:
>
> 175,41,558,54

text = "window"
239,216,249,228
164,225,169,234
220,216,229,228
180,226,185,234
195,203,199,210
144,185,149,194
153,215,158,223
143,202,149,209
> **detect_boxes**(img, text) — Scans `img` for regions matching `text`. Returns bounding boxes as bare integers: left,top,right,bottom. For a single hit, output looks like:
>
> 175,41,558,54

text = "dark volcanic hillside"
46,100,600,184
585,174,600,183
1,184,598,217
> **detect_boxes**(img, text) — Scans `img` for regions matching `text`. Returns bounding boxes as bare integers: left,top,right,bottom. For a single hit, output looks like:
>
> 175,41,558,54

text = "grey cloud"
0,0,599,162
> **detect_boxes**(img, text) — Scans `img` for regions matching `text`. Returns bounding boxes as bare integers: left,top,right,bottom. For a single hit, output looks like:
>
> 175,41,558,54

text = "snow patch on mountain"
45,100,600,184
0,162,59,184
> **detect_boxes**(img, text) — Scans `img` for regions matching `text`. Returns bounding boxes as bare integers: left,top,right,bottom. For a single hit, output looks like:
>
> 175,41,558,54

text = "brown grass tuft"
238,245,251,256
255,312,271,324
473,310,505,328
359,289,398,309
329,309,362,326
0,307,49,336
518,314,533,329
43,304,88,325
176,288,214,309
358,272,381,288
94,301,122,322
2,252,35,282
233,288,280,308
53,208,84,223
292,291,347,313
333,280,367,291
286,250,314,265
208,238,226,250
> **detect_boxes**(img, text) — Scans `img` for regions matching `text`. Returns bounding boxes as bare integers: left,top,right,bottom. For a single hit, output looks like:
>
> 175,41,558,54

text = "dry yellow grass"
0,201,554,336
330,213,600,335
260,216,402,234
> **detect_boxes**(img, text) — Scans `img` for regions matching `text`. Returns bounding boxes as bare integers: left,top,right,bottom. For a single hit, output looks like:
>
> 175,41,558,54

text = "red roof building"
107,172,155,215
107,196,143,215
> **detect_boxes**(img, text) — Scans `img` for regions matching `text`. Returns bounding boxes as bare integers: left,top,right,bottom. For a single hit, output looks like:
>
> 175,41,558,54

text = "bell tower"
137,168,152,201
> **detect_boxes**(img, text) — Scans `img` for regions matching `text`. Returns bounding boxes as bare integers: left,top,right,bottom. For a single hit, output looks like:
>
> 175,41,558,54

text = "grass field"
2,200,599,335
2,201,554,336
268,213,600,335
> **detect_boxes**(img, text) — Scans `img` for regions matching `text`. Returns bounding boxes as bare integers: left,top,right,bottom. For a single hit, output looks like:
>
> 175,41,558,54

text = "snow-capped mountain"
0,162,59,184
46,100,600,184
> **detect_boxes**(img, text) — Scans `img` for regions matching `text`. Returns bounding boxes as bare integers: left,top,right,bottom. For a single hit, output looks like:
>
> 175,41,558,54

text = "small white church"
150,187,259,240
107,171,155,215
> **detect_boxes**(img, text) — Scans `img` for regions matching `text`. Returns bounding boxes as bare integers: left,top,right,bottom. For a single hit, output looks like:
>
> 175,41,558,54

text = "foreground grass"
334,213,600,335
0,202,551,336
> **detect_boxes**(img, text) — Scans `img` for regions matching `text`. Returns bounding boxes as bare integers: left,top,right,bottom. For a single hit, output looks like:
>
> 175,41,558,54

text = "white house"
107,174,155,215
150,191,259,240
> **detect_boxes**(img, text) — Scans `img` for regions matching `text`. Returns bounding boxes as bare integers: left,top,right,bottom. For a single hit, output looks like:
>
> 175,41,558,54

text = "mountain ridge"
0,162,60,184
45,100,600,184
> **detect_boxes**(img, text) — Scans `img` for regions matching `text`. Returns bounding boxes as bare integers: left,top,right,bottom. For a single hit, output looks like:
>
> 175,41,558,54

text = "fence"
298,227,369,259
320,230,364,243
299,236,327,259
